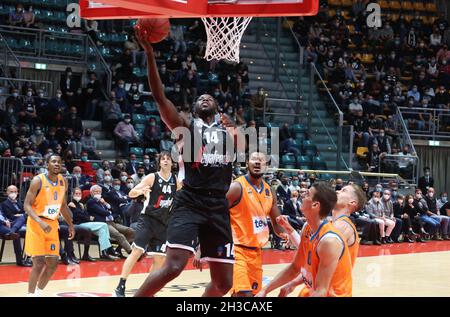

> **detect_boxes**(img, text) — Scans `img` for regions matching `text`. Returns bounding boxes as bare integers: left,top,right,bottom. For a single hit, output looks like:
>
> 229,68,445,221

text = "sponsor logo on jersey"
252,216,268,234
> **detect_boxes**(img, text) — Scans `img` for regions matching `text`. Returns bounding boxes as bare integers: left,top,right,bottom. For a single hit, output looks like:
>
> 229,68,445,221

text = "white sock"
35,288,43,297
27,293,36,297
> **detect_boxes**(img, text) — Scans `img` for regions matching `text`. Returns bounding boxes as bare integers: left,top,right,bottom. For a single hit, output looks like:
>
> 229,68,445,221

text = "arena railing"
0,33,21,80
0,77,53,98
0,157,23,198
398,107,450,140
0,24,112,94
378,154,418,185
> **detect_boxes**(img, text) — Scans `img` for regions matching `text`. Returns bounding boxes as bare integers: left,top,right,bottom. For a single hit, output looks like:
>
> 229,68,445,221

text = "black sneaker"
114,287,125,297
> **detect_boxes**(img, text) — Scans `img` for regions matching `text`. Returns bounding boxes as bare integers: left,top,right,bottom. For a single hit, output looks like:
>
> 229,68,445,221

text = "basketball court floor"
0,241,449,297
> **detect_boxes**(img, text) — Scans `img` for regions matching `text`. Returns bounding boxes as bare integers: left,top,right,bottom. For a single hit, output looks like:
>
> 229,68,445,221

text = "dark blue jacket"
86,197,113,222
0,199,25,221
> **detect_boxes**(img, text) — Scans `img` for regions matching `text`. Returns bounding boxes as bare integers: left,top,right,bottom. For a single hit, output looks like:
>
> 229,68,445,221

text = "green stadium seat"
303,140,317,153
134,123,146,134
144,101,157,113
130,147,144,158
133,114,146,124
296,155,312,169
145,148,159,156
312,156,327,170
281,154,296,168
290,124,307,134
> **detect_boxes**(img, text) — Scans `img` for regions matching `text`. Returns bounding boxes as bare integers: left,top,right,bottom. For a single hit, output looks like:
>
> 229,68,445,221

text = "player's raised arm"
129,173,155,198
135,26,188,131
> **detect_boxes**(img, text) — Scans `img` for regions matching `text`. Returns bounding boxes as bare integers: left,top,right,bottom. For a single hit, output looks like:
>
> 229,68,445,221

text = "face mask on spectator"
408,199,414,204
375,186,383,192
73,196,82,202
118,84,124,89
127,183,134,189
175,87,180,92
113,185,121,191
292,180,299,186
104,176,112,183
81,156,88,162
373,197,380,203
94,194,102,200
35,130,42,135
8,193,17,200
39,92,44,98
125,119,131,124
442,196,448,203
416,194,422,200
144,159,150,164
120,176,128,182
383,194,390,200
12,92,19,97
73,173,81,178
428,192,434,198
27,91,32,97
131,86,137,91
56,93,62,98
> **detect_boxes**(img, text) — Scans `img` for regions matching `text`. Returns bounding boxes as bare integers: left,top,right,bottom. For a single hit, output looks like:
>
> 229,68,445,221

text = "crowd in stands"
290,0,450,175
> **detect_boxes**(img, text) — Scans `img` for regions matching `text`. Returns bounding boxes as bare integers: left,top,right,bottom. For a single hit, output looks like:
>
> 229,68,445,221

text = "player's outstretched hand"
141,186,152,196
276,215,294,233
278,283,295,297
134,26,153,53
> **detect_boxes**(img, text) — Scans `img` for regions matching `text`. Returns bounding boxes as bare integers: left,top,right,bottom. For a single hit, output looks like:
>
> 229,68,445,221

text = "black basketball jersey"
142,172,177,219
178,118,234,195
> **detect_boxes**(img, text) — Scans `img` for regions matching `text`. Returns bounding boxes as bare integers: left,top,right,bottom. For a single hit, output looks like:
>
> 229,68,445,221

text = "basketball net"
201,17,252,63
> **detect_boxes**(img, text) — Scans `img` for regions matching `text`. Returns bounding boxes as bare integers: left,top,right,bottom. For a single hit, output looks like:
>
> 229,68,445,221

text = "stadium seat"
401,2,413,11
426,2,437,12
389,1,401,10
281,154,296,169
303,140,317,154
296,155,312,170
130,147,144,158
413,1,426,12
290,123,307,134
143,101,157,113
145,148,159,156
133,114,146,124
312,156,327,170
134,123,146,134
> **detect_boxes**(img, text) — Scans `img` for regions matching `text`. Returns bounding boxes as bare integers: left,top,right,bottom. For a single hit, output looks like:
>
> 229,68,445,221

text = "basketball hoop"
201,17,252,63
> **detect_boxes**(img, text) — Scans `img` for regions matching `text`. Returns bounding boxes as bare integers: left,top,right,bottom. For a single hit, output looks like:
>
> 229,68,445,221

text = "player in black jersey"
135,28,238,297
114,152,180,297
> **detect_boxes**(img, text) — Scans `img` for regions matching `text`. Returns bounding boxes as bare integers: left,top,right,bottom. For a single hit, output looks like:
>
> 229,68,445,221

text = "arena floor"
0,242,449,297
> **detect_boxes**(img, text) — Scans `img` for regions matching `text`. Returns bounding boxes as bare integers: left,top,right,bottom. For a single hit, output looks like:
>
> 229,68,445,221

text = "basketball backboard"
79,0,318,19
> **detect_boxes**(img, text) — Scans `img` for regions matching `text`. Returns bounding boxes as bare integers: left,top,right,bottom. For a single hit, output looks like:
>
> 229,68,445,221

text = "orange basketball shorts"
232,245,263,295
25,217,60,257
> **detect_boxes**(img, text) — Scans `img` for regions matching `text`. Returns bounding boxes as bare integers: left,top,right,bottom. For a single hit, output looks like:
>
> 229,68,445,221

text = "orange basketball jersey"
230,175,273,248
32,173,66,220
299,220,353,297
334,215,359,267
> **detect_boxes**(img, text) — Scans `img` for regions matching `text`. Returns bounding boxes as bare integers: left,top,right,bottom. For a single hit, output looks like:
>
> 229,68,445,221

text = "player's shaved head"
248,152,268,179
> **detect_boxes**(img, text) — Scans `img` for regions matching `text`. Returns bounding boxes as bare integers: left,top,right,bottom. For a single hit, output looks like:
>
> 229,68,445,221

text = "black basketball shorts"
166,188,234,264
132,214,167,256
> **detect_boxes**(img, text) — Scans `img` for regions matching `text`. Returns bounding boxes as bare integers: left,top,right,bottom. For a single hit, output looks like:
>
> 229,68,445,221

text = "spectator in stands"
109,159,124,180
113,80,129,111
348,96,363,117
159,64,172,89
114,114,139,157
143,117,161,150
103,90,123,132
436,45,450,64
382,189,402,242
60,67,80,107
84,20,102,46
374,129,391,154
166,53,182,75
418,166,434,195
62,150,76,174
105,178,132,226
351,204,381,245
77,151,96,179
124,33,146,68
367,142,382,172
276,176,291,205
289,176,301,193
84,72,102,120
62,107,83,136
8,4,24,26
130,89,145,115
87,185,135,257
131,166,146,185
425,187,450,240
124,177,135,195
170,24,187,54
48,89,67,121
0,206,30,267
282,190,305,232
250,87,266,124
61,128,82,158
142,155,156,175
68,188,117,261
366,191,395,244
414,189,441,240
23,149,38,165
437,192,448,213
404,194,428,242
434,85,449,108
159,131,174,153
119,171,130,191
96,160,111,184
81,128,99,160
440,194,450,217
393,194,416,243
124,153,138,175
179,70,198,105
70,166,92,190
